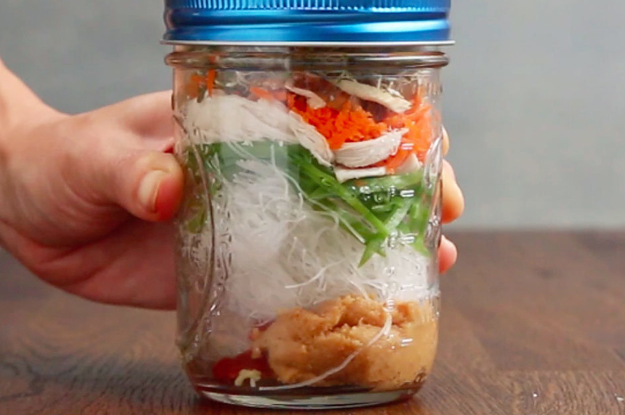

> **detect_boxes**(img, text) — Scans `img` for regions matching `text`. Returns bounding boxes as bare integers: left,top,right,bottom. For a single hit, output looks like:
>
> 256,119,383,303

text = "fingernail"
138,170,167,212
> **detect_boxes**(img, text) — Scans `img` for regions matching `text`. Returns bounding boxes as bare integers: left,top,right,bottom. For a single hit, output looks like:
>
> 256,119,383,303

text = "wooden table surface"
1,231,624,415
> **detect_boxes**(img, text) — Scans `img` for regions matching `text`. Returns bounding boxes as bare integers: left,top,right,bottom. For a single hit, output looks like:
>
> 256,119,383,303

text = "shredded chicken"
336,80,412,114
285,82,326,109
184,95,292,143
184,96,333,166
395,153,423,175
289,112,334,166
334,129,407,168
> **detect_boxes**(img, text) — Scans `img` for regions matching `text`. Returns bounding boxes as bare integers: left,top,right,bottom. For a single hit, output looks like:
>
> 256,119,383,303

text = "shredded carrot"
382,97,434,162
206,69,216,97
271,90,288,101
382,146,411,174
287,92,305,112
186,73,205,99
288,96,387,150
249,86,289,102
250,86,276,101
287,86,435,169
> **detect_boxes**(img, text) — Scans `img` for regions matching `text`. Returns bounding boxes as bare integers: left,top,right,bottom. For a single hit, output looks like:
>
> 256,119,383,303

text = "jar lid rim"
163,2,452,43
162,40,455,46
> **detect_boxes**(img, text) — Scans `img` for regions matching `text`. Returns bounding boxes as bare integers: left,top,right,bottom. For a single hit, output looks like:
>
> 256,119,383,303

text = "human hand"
0,91,183,309
0,89,463,310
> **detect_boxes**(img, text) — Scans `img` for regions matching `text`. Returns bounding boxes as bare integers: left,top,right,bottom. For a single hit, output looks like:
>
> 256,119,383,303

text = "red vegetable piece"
212,350,273,383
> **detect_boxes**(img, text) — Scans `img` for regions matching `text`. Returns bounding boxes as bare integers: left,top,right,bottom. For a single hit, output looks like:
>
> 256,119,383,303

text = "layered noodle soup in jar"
164,1,452,410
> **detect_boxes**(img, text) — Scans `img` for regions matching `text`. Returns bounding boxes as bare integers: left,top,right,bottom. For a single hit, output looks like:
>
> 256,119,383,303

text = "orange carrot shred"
249,86,276,101
186,73,205,98
271,90,288,102
206,69,216,97
288,85,435,163
290,98,387,148
381,98,434,164
382,145,411,174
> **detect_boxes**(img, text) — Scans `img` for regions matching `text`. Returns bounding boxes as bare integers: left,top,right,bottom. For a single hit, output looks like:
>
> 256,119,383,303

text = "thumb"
65,98,184,224
71,94,184,223
68,131,184,223
102,149,184,222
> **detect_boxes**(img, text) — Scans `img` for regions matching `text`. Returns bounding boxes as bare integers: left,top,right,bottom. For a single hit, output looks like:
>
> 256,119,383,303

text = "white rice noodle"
334,166,387,183
336,79,412,113
179,158,432,327
334,129,407,168
235,369,262,387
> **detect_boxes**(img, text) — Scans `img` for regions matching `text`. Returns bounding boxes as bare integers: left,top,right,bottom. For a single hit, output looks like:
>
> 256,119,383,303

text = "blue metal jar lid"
163,0,451,45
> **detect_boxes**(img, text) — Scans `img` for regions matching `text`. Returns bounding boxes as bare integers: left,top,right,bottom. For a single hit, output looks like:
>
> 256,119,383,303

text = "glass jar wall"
167,46,447,409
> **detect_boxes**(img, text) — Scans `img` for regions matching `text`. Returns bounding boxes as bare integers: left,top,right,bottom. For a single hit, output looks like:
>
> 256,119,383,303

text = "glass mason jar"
163,0,452,410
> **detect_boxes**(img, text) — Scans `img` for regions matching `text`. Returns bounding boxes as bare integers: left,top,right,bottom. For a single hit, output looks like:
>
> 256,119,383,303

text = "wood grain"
1,232,624,415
